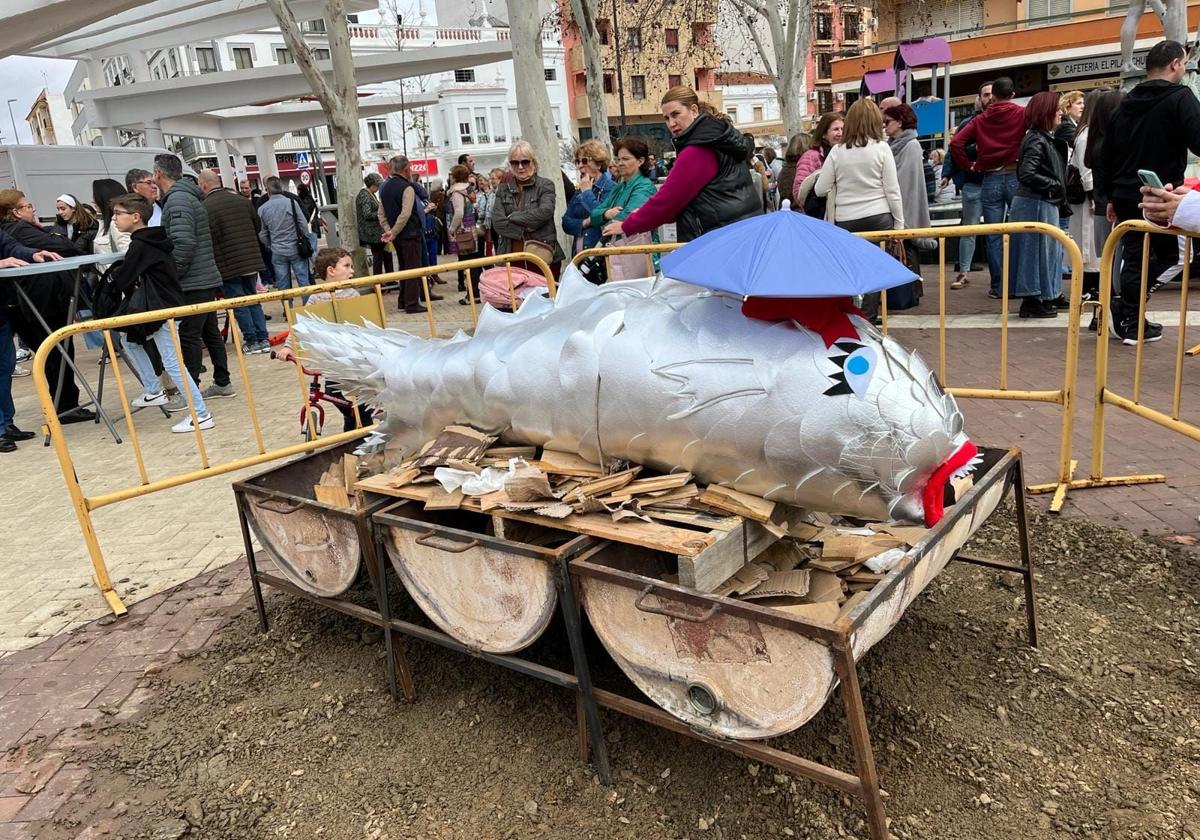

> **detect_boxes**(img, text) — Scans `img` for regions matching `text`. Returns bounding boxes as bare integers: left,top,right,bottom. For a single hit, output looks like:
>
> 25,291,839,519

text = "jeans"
957,180,983,272
1010,195,1061,300
179,288,230,388
981,171,1019,293
0,321,15,430
124,323,208,415
271,252,313,294
221,275,268,344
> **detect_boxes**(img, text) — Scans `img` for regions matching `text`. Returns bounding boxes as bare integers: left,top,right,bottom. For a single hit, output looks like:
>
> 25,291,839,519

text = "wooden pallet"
356,473,776,592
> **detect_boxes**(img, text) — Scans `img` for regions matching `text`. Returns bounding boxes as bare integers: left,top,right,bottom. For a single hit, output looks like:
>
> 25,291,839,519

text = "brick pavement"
0,563,248,839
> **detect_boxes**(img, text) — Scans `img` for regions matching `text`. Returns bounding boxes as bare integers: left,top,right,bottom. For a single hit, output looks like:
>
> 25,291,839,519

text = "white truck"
0,144,170,221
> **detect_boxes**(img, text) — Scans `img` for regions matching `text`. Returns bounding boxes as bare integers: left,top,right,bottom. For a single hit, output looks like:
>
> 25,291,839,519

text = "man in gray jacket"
154,153,234,401
257,176,312,293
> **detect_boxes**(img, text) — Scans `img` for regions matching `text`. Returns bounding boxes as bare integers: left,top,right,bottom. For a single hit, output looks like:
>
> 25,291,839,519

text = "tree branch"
265,0,338,107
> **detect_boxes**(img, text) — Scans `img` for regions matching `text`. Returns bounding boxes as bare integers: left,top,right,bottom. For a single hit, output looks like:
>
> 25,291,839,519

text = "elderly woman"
883,102,932,303
0,189,94,423
586,136,659,280
561,139,614,256
492,140,565,273
355,172,391,276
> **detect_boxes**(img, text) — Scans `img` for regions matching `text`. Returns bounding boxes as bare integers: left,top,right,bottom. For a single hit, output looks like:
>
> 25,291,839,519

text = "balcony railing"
347,23,557,44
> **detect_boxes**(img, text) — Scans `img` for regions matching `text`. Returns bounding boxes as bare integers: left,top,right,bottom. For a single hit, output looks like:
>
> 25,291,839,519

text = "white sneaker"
131,390,167,408
171,412,214,433
15,348,31,362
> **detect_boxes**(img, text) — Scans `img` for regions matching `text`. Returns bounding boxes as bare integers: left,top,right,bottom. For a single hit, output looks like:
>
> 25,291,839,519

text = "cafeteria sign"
1047,51,1145,80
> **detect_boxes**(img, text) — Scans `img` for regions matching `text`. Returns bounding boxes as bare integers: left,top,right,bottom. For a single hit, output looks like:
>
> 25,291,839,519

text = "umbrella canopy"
660,211,918,298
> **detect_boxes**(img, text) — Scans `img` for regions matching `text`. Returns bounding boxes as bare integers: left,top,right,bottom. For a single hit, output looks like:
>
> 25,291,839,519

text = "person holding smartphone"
1096,39,1200,344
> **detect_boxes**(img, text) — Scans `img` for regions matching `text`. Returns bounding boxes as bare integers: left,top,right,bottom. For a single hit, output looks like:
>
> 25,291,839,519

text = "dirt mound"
49,506,1200,839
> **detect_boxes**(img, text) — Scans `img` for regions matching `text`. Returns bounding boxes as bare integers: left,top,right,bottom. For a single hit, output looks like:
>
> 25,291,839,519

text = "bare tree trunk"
728,0,810,137
567,0,611,151
507,0,571,257
266,0,366,271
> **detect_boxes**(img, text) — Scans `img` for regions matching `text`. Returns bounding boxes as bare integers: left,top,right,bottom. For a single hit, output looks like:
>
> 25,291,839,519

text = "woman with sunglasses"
561,139,614,257
603,85,760,243
492,141,565,273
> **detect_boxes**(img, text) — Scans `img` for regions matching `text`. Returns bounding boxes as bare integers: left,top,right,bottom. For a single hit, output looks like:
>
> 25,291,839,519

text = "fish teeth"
949,454,984,481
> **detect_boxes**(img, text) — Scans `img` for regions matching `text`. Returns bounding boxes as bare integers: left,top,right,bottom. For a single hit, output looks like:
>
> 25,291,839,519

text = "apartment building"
562,0,722,152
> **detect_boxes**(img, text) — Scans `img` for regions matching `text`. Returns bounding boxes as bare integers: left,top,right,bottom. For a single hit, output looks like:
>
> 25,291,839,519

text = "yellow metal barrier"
1039,219,1200,501
578,224,1086,509
33,252,554,615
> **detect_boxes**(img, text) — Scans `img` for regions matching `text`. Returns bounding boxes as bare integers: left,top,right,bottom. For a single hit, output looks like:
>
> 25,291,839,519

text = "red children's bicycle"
273,351,362,441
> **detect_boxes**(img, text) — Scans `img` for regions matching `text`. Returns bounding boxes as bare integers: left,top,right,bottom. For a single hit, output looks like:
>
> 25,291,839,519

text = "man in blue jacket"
0,229,63,451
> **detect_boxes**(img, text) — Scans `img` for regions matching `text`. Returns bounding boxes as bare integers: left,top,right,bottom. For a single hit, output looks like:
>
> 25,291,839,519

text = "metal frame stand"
371,527,613,786
11,272,124,445
570,449,1038,840
234,489,417,703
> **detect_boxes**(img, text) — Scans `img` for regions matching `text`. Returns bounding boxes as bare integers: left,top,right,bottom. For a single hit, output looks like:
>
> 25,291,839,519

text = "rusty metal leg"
557,556,612,786
375,530,417,703
1012,458,1039,649
833,642,890,840
235,494,269,633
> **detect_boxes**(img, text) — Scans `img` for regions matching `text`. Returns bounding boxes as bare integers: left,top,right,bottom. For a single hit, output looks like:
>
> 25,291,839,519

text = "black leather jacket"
1016,128,1068,205
672,114,762,241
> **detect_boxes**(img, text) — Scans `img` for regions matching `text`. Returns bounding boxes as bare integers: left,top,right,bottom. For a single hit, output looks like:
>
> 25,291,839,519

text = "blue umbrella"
660,211,917,298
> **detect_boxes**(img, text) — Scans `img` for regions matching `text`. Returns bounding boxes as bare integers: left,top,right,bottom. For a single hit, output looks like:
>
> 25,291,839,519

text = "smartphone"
1138,169,1165,189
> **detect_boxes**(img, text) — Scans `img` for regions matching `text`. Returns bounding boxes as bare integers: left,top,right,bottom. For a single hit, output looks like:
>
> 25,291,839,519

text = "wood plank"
424,486,465,510
573,466,642,499
677,520,776,593
641,509,742,532
536,449,605,477
838,590,870,619
698,485,777,523
342,454,359,493
313,483,351,508
605,474,693,500
485,445,538,459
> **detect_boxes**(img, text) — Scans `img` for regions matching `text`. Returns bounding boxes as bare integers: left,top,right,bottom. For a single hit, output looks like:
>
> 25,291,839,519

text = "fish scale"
293,267,973,524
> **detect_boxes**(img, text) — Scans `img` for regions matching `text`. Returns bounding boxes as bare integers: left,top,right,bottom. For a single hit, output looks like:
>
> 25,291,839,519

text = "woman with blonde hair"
813,98,904,320
603,85,760,242
492,140,565,272
561,138,615,256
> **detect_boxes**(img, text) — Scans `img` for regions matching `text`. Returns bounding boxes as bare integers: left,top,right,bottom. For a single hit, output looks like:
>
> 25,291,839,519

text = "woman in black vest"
603,85,761,243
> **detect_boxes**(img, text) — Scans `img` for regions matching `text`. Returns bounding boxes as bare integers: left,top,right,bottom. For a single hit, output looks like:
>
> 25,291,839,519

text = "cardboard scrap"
414,425,497,469
713,562,771,598
774,600,840,623
504,465,554,502
739,569,811,600
424,486,465,510
806,570,847,604
537,449,605,477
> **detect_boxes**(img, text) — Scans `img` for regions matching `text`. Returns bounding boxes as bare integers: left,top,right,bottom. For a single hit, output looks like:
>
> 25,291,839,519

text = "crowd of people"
5,50,1199,454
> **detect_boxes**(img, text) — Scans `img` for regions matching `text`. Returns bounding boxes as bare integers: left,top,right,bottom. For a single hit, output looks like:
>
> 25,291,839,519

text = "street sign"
299,170,312,186
295,151,310,170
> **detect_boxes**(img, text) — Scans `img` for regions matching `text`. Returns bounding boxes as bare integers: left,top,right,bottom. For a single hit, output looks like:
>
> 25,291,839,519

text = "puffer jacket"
1016,128,1068,206
671,113,760,241
160,178,222,292
202,187,264,280
492,175,565,261
50,217,98,255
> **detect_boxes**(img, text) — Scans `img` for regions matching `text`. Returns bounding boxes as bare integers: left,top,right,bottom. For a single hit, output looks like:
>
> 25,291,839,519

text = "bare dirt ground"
36,505,1200,840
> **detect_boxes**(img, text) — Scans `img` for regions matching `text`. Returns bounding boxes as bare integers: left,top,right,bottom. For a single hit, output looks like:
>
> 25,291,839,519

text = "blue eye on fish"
292,267,977,525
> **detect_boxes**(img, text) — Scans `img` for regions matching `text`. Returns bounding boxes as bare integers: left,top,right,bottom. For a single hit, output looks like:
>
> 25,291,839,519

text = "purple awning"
894,38,952,70
862,68,906,95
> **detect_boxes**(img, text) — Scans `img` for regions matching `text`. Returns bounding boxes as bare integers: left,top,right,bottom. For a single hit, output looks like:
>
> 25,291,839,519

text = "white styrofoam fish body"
293,267,973,523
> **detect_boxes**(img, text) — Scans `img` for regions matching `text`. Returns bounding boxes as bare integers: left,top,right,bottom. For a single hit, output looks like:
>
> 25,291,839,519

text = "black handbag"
1065,164,1086,205
291,200,313,259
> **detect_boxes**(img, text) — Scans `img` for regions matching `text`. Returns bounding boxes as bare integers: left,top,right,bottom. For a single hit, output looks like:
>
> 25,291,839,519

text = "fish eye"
843,346,877,398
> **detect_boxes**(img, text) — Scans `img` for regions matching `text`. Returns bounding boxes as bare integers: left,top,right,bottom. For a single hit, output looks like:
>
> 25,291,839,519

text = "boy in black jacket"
109,192,214,433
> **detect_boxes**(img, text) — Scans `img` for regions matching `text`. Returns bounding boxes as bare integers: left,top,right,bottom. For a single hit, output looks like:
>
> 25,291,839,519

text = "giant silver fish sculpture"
293,268,979,525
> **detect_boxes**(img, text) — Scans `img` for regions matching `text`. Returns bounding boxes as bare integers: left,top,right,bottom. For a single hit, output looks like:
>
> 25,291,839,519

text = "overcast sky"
0,56,79,143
